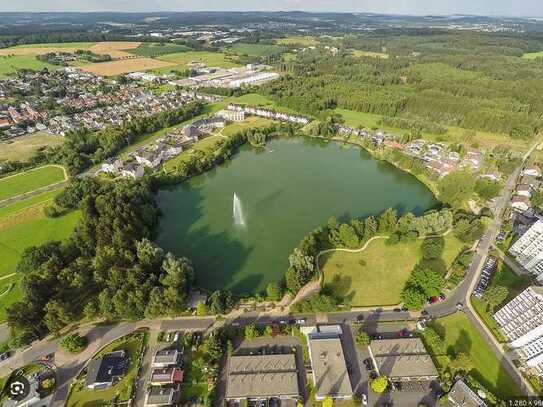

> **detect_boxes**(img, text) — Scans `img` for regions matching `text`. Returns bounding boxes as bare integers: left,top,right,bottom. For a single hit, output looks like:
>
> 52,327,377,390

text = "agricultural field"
0,42,95,56
320,234,464,306
431,312,521,397
229,43,286,57
351,49,389,59
0,132,64,162
88,41,141,58
334,108,530,154
78,57,174,76
275,36,319,46
127,42,190,57
0,55,57,78
154,51,239,70
522,51,543,59
0,165,66,202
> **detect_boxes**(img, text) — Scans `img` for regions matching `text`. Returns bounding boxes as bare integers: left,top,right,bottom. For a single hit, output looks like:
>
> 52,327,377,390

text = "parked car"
0,351,10,361
362,394,368,405
296,318,306,325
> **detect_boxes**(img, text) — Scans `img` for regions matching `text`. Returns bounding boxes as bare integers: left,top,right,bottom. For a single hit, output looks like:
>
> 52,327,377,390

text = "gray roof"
226,354,300,399
308,336,353,399
146,386,177,406
370,338,438,379
153,349,180,366
447,380,487,407
85,350,127,386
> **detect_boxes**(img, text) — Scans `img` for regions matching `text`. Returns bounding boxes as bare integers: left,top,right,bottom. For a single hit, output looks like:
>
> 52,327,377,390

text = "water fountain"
233,192,246,227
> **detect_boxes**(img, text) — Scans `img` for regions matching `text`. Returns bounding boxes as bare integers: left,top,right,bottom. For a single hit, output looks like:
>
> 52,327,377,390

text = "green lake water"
156,137,438,293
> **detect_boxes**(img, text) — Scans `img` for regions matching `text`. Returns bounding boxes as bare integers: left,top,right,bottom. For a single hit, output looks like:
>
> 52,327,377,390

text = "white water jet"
233,192,246,227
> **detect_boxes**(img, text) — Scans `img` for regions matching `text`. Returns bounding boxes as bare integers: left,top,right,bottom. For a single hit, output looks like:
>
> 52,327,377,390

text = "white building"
509,220,543,281
494,286,543,375
216,109,245,122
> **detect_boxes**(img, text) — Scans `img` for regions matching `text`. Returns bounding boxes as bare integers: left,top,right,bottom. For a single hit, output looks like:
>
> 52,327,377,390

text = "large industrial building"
509,220,543,282
494,286,543,375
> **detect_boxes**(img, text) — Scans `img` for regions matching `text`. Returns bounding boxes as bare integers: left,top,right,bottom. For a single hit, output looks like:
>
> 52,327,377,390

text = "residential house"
512,195,531,212
152,349,182,368
121,163,145,179
217,109,245,122
85,350,127,389
145,386,179,407
134,150,163,169
517,184,533,198
522,165,541,178
148,367,184,386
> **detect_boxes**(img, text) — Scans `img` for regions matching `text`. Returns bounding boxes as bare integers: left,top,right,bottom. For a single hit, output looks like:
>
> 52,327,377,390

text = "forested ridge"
263,30,543,138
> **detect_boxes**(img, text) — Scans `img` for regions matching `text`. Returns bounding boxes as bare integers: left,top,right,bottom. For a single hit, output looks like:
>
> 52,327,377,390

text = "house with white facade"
522,165,542,177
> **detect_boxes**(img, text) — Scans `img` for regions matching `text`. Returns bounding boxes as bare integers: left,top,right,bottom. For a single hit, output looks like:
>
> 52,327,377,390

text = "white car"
362,394,368,405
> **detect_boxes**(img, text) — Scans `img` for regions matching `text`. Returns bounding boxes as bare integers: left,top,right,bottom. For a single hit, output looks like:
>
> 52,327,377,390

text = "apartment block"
509,220,543,282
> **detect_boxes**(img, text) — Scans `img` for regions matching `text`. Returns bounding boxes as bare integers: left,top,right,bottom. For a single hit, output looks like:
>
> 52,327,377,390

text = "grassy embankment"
320,234,465,306
0,132,64,162
431,312,522,398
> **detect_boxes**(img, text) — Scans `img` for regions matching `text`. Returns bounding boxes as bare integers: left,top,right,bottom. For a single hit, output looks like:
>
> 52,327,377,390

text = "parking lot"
473,255,497,298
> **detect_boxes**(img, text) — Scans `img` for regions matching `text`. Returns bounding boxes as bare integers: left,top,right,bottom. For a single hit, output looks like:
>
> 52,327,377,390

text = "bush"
370,375,389,393
60,333,88,354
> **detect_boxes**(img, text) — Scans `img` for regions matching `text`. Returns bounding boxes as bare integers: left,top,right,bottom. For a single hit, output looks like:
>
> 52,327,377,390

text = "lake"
156,137,438,294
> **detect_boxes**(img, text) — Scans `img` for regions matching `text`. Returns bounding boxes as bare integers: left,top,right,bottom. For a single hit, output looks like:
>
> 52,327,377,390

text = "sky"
2,0,543,17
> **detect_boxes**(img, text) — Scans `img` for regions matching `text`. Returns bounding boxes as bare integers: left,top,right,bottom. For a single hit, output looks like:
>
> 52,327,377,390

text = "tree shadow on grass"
322,273,355,303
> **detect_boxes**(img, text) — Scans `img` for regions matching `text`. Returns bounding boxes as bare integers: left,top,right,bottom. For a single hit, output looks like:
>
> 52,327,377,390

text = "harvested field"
0,132,64,161
79,57,174,76
89,41,141,58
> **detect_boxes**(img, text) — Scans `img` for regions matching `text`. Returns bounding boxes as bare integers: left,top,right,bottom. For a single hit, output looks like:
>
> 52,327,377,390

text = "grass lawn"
334,108,530,154
522,51,543,59
221,117,274,137
127,42,190,57
321,238,419,306
154,51,239,70
163,136,223,173
0,165,66,202
0,274,22,322
0,188,63,220
0,210,80,320
0,132,64,162
67,331,147,407
275,36,319,46
0,55,57,78
229,43,286,57
431,312,521,397
321,234,464,306
351,49,389,59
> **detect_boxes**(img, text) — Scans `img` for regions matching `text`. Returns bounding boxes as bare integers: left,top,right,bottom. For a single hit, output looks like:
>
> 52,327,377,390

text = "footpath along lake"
157,137,439,293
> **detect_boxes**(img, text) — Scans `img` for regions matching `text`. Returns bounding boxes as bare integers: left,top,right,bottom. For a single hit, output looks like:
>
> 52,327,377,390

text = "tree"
409,266,445,298
483,285,509,311
244,323,259,341
450,352,474,374
421,237,445,260
266,283,282,301
438,171,475,208
60,333,88,353
356,331,371,347
474,179,502,201
370,375,388,393
196,302,207,316
378,208,398,233
339,224,359,248
364,216,378,239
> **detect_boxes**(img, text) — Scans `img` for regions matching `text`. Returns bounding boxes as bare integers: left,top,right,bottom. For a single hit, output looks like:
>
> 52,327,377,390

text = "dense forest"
263,30,543,138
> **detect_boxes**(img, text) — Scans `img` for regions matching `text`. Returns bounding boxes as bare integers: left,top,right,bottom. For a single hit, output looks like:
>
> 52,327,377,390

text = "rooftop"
370,338,438,379
85,350,127,387
226,353,300,399
307,336,353,399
